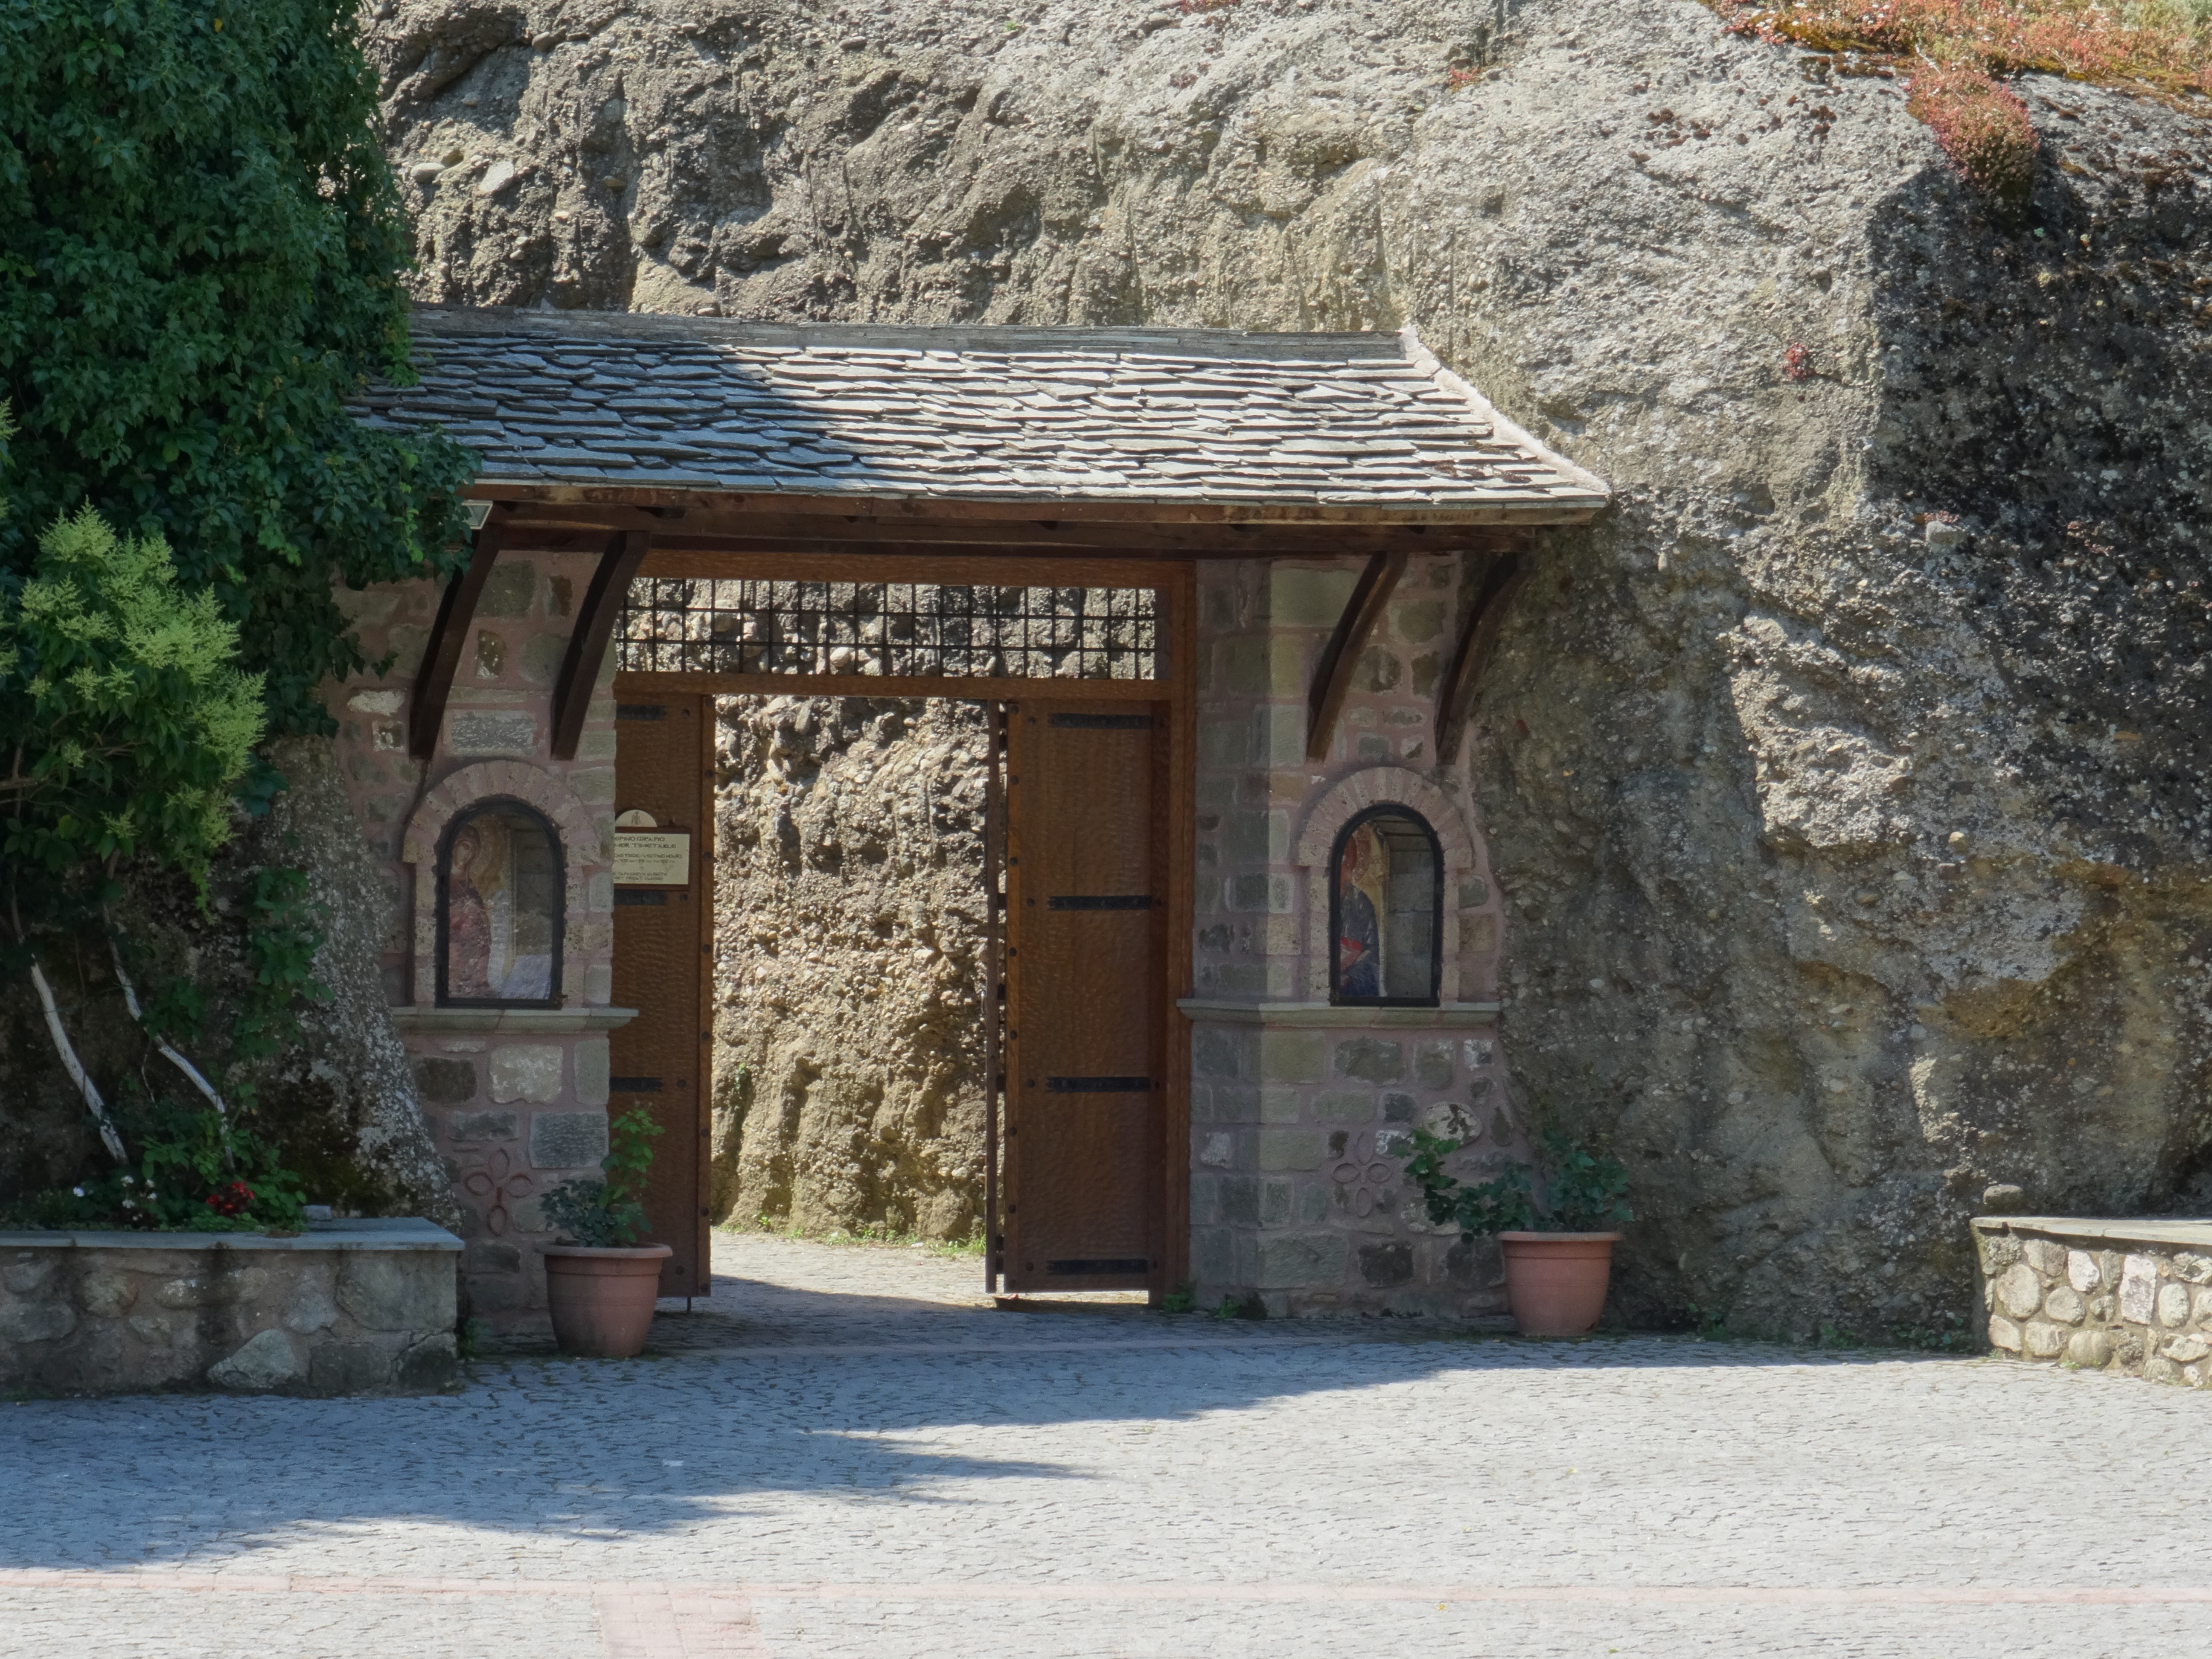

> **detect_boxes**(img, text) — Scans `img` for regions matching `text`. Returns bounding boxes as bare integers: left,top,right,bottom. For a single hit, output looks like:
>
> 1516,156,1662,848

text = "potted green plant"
1403,1124,1633,1336
538,1108,669,1358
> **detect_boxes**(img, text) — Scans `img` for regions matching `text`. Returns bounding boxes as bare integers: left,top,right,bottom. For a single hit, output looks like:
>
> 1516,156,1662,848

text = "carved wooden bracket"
407,512,509,760
1304,550,1407,762
1435,551,1530,768
551,528,652,760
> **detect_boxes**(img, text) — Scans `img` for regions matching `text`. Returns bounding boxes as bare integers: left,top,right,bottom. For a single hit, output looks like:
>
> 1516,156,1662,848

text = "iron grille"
615,579,1159,681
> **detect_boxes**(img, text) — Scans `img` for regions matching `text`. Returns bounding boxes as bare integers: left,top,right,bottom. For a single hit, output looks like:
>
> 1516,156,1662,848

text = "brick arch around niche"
1293,768,1484,1003
401,761,606,1006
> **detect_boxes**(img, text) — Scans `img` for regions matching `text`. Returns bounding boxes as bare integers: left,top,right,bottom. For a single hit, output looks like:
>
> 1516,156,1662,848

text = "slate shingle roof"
360,307,1610,521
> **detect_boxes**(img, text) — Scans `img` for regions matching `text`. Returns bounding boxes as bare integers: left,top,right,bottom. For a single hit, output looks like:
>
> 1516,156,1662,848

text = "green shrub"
1402,1125,1633,1240
0,0,476,733
542,1110,666,1247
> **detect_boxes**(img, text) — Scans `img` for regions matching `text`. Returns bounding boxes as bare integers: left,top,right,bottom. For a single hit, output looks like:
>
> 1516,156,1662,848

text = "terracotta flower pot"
1498,1231,1621,1336
542,1243,672,1358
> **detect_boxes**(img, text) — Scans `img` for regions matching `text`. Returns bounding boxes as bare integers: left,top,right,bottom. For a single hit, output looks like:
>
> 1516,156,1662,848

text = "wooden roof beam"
407,512,508,760
551,529,653,760
1305,550,1407,763
1435,551,1531,768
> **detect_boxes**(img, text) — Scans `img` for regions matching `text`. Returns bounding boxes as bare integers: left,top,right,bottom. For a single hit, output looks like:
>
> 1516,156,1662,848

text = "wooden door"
1002,702,1164,1292
609,692,713,1298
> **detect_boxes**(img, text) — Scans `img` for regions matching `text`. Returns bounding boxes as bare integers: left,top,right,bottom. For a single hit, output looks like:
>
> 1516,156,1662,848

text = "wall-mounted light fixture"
464,500,493,533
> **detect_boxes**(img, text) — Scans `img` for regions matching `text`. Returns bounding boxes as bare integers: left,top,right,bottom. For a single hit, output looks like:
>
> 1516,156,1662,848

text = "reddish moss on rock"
1907,66,2040,202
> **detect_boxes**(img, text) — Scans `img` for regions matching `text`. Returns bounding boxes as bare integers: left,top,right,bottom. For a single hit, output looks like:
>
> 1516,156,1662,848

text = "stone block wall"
1186,555,1518,1317
328,550,627,1323
0,1221,461,1397
1974,1217,2212,1388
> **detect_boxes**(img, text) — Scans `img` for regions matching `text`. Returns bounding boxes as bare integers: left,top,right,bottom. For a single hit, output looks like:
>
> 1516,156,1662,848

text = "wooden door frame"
610,550,1196,1301
607,690,718,1298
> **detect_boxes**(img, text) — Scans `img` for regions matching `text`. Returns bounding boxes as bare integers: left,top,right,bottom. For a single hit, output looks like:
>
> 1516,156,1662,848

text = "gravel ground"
5,1233,2207,1657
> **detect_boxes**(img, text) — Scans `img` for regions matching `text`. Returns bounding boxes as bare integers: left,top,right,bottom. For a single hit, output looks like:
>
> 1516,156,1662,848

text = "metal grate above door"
616,579,1159,681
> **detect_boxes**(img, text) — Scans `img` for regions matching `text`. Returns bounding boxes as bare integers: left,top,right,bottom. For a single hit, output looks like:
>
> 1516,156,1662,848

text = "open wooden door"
1001,702,1166,1293
609,692,713,1298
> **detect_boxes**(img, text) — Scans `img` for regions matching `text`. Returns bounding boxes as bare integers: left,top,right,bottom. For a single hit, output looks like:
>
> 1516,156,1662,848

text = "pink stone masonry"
328,551,623,1325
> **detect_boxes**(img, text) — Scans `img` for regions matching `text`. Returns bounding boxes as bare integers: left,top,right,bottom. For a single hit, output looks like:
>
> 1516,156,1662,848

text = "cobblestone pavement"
7,1234,2209,1658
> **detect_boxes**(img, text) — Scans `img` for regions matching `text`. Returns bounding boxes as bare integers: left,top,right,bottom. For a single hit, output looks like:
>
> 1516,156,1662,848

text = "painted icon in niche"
1332,807,1440,1005
443,805,561,1002
1337,823,1388,999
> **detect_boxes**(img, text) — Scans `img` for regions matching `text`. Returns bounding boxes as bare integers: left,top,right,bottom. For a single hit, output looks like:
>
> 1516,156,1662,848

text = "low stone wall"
0,1219,461,1397
1973,1217,2212,1388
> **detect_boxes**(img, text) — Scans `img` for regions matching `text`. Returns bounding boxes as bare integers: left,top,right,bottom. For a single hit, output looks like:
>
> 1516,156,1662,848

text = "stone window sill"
387,1006,639,1034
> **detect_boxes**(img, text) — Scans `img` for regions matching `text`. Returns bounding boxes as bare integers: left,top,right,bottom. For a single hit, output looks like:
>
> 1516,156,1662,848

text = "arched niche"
437,799,565,1007
1294,767,1483,1004
401,760,604,1007
1328,806,1444,1006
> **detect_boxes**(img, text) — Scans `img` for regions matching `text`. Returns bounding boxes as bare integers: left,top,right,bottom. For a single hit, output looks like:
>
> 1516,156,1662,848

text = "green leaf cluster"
0,0,477,733
1402,1125,1634,1238
542,1110,666,1248
4,1095,307,1232
0,505,264,908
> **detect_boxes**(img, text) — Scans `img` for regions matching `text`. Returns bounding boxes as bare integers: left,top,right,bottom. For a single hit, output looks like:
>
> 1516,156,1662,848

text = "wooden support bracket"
551,528,653,760
1435,551,1530,768
1304,550,1407,762
407,513,508,760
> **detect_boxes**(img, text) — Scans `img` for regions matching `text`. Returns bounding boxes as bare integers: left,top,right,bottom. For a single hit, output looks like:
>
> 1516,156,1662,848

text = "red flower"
206,1182,255,1217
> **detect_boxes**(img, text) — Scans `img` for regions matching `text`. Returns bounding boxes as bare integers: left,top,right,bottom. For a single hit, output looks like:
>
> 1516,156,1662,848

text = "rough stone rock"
0,1301,78,1344
371,0,2212,1332
246,737,460,1227
2066,1327,2113,1368
708,697,989,1238
338,1252,457,1331
2156,1280,2192,1328
1991,1261,2043,1321
207,1328,304,1393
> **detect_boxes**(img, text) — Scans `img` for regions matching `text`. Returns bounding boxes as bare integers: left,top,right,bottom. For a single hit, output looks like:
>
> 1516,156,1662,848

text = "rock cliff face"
709,697,991,1239
372,0,2212,1336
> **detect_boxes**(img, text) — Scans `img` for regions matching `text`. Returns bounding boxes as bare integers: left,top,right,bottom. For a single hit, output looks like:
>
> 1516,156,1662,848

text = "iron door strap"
1047,1259,1149,1276
1045,1077,1153,1093
1045,895,1155,910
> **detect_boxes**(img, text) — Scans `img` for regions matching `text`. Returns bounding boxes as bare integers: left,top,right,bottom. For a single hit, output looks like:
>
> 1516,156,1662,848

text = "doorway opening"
707,694,993,1249
607,555,1194,1303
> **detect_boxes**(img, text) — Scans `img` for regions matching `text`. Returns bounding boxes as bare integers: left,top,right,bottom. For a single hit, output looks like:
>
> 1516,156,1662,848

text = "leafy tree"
0,0,476,733
0,498,266,1158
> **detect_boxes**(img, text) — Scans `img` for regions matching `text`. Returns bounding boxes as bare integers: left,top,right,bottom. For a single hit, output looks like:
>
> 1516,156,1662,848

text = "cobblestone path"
6,1234,2207,1658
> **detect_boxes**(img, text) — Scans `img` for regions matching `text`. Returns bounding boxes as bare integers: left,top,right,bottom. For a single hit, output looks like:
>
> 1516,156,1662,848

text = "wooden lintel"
407,514,508,760
467,482,1602,533
551,529,653,760
488,510,1528,562
1435,551,1532,768
614,671,1167,702
637,549,1182,591
1304,550,1407,763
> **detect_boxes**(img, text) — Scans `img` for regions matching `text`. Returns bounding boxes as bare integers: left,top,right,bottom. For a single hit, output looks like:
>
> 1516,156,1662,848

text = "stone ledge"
0,1220,463,1397
389,1005,638,1033
1972,1216,2212,1390
0,1220,463,1253
1179,999,1501,1028
1972,1215,2212,1250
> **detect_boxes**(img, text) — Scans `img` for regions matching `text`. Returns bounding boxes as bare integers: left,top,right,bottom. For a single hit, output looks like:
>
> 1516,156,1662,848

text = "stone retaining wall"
0,1219,461,1397
1974,1217,2212,1389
